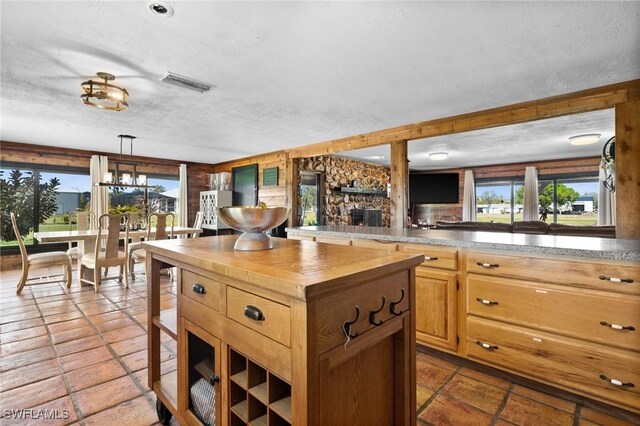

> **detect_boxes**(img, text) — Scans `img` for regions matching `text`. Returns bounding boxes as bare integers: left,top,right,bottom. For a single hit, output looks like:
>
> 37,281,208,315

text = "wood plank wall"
0,141,216,225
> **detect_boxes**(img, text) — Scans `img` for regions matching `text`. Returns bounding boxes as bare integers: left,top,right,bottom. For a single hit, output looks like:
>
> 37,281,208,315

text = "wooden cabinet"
200,190,232,232
464,250,640,413
146,235,423,425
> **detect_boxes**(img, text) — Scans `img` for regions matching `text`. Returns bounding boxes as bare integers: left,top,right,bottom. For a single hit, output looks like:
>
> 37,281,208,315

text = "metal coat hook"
343,305,360,340
389,288,406,316
369,296,386,326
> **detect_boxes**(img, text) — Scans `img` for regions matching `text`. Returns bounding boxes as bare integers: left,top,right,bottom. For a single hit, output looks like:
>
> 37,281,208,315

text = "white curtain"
179,164,188,229
90,155,109,229
522,166,539,221
598,164,616,225
462,170,476,221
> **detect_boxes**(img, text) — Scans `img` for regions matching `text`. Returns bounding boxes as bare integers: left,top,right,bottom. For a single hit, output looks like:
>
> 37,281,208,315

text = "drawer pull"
599,276,634,284
599,375,635,388
244,305,265,322
600,321,635,331
208,374,220,386
389,288,406,316
192,283,206,295
424,256,439,261
475,340,498,350
476,298,499,306
369,296,386,326
477,262,499,269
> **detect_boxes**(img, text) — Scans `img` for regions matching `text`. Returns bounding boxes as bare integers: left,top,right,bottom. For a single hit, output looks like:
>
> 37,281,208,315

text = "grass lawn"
477,213,597,226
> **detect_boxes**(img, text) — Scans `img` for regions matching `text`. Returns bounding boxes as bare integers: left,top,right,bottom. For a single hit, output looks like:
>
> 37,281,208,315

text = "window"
1,166,90,248
476,174,599,225
108,175,180,225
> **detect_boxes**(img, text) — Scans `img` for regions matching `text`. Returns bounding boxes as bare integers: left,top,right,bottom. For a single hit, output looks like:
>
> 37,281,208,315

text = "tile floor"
1,265,638,426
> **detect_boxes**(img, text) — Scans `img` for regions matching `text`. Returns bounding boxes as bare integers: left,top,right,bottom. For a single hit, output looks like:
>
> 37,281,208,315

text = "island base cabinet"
180,319,222,426
466,317,640,412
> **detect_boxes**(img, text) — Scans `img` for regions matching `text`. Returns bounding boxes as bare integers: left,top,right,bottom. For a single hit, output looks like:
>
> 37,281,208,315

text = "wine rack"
229,348,292,426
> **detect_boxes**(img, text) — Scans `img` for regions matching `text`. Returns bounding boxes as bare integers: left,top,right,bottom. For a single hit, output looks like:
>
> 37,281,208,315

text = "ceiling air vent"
160,72,213,93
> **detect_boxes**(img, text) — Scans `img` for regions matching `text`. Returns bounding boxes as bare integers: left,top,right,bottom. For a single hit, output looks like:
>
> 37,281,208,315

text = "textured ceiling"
1,1,639,165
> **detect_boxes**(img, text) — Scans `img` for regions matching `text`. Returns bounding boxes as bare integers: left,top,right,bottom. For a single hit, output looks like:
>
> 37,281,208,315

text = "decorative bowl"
215,206,290,251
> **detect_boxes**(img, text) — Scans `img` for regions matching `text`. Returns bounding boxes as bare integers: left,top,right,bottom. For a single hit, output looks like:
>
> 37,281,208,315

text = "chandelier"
98,135,148,187
81,72,129,111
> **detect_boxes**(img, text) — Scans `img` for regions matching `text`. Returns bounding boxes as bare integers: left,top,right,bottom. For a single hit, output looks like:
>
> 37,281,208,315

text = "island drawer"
397,243,457,271
466,251,640,295
352,238,398,252
314,270,411,354
181,269,226,314
227,286,291,347
466,316,640,412
467,275,640,351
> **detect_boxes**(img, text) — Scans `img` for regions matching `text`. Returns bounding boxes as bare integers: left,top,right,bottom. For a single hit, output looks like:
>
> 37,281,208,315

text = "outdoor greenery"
0,169,61,242
477,190,507,205
514,183,580,213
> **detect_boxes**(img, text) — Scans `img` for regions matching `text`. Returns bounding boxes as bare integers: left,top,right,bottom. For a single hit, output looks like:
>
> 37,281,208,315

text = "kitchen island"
287,225,640,414
144,235,424,425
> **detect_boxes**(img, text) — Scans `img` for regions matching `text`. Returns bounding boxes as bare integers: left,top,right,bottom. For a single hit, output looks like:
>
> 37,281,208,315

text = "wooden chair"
66,211,93,261
190,211,204,238
11,212,72,295
79,213,129,292
128,212,174,278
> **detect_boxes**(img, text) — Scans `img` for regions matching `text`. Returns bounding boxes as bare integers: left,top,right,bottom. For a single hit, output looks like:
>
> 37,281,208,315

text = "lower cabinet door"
181,319,222,426
415,267,458,351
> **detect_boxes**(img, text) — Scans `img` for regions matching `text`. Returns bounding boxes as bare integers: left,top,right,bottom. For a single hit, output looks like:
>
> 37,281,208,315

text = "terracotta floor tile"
74,375,143,417
123,306,147,316
500,393,574,426
50,325,97,345
120,349,149,372
102,324,145,343
1,334,51,355
43,310,84,325
81,304,119,317
417,351,459,372
416,356,455,391
579,407,638,426
0,375,67,412
59,346,114,372
418,393,493,426
0,345,56,372
131,368,149,391
458,367,512,390
65,359,127,392
115,298,147,310
0,325,48,344
161,357,177,375
495,420,518,426
0,304,39,317
109,334,147,357
82,395,158,426
55,335,104,357
0,317,45,334
0,298,35,309
512,385,576,413
442,374,507,414
0,358,59,391
46,318,91,334
417,384,434,408
0,310,41,324
39,303,77,317
19,396,78,426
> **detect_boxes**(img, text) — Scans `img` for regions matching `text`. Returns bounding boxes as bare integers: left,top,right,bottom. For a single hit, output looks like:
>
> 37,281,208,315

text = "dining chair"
79,213,129,292
66,211,93,261
11,212,72,295
128,212,174,278
190,211,204,238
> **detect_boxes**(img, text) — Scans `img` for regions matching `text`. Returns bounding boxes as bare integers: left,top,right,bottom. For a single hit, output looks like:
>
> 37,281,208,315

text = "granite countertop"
286,225,640,262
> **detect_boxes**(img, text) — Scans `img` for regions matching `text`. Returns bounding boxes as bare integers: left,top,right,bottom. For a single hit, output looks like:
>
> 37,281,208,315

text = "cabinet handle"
476,297,499,306
209,374,220,386
244,305,265,321
192,284,206,295
599,375,635,388
600,321,635,331
477,262,499,269
475,340,499,350
424,256,439,261
598,276,634,284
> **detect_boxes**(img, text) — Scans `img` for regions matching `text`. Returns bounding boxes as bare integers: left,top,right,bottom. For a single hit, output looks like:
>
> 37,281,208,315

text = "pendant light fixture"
97,135,147,187
81,72,129,111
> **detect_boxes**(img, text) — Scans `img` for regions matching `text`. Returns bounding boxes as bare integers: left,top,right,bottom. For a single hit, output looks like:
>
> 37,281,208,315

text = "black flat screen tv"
409,172,459,204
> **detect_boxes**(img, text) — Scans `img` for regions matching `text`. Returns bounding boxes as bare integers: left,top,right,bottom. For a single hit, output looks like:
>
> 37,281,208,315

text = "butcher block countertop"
143,234,424,301
286,225,640,262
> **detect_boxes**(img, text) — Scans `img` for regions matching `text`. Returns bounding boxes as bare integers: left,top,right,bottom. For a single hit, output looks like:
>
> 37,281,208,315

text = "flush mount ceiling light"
569,134,601,146
147,0,174,17
428,152,449,161
81,72,129,111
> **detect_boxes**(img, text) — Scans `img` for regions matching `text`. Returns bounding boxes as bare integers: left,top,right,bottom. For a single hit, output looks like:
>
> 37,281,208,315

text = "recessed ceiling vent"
160,72,213,93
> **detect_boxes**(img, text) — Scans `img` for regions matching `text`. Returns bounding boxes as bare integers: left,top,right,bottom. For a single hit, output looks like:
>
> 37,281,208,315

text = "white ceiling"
1,2,639,165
